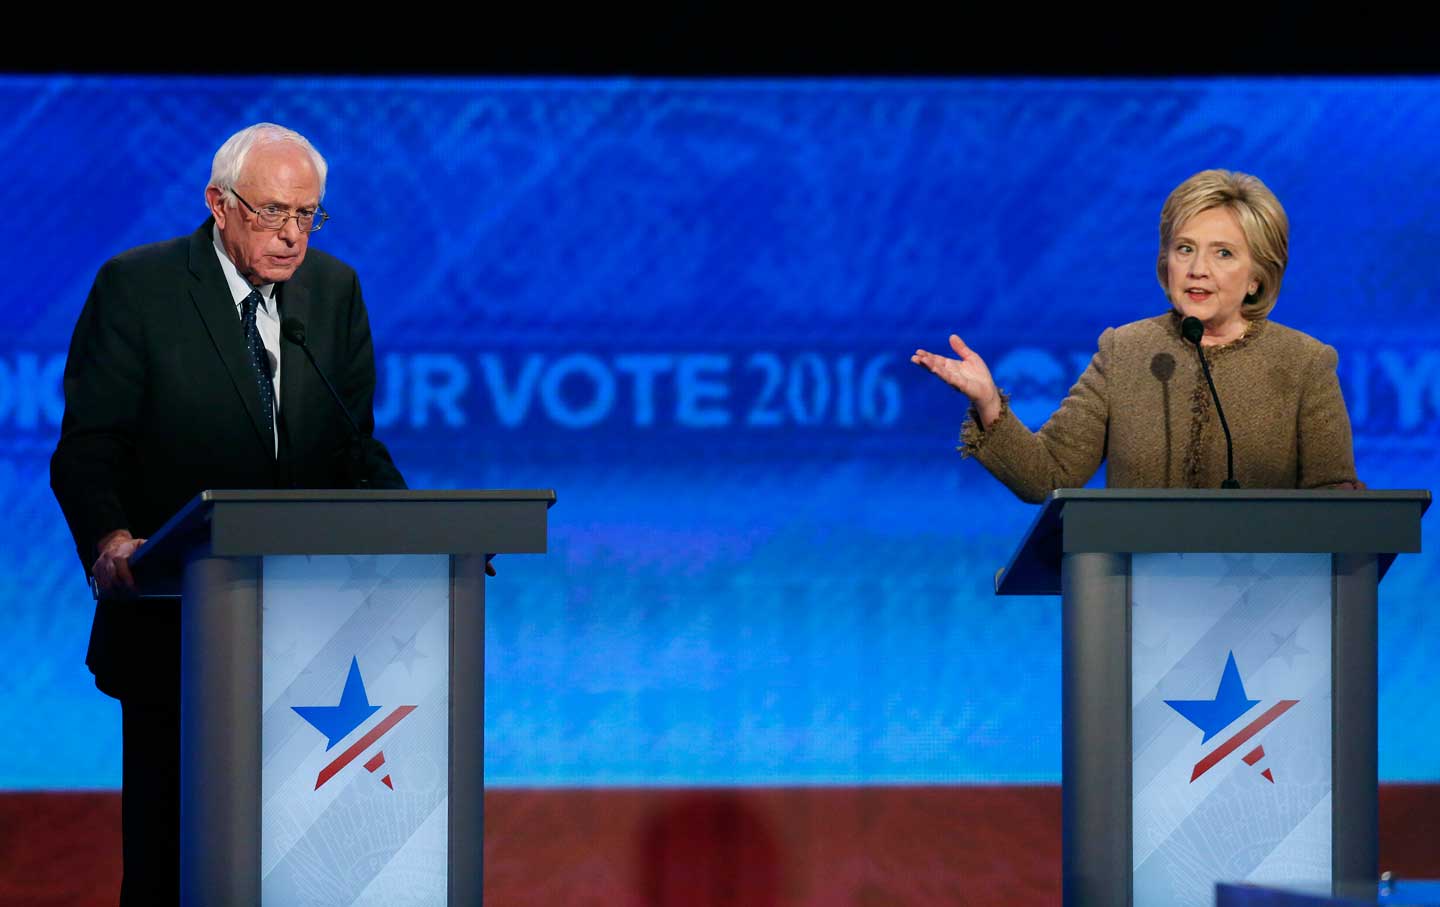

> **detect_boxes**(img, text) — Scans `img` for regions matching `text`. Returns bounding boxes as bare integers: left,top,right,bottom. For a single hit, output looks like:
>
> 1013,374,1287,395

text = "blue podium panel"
1132,553,1333,907
260,554,451,905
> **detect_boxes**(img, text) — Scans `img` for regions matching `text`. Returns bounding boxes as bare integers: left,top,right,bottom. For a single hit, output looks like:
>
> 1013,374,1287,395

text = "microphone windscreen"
281,316,307,346
1150,352,1176,382
1180,316,1205,345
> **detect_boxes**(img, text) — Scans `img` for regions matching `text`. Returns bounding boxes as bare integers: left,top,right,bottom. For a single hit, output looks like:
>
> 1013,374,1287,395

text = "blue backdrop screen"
1,76,1436,788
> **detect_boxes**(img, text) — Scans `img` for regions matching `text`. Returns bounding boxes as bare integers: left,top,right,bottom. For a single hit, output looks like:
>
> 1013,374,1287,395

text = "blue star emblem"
1165,651,1260,744
292,657,381,750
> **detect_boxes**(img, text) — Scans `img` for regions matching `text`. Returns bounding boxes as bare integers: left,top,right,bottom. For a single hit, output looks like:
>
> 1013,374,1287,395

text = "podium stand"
996,490,1430,907
131,489,555,906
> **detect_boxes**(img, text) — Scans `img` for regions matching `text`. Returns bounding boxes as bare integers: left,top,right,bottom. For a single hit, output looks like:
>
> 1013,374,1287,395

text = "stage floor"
3,784,1436,906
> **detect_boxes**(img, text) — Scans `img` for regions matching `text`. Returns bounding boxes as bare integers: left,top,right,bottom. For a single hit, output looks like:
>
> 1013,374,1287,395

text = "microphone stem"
297,340,363,439
1193,344,1240,489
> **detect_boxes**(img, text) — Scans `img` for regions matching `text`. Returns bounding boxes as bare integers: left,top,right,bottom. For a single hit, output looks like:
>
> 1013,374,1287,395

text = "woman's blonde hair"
1157,169,1288,319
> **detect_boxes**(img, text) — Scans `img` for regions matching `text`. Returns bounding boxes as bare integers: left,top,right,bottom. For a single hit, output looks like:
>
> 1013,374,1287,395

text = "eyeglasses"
230,188,329,233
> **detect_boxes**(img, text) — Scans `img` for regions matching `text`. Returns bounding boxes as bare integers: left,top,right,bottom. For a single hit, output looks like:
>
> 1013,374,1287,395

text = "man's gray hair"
207,123,329,206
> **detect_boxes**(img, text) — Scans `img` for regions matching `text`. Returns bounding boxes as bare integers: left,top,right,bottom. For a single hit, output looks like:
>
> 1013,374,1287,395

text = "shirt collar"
212,223,277,309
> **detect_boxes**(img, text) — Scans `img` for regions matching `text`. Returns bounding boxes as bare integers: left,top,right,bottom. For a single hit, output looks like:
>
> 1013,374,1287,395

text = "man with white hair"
51,123,406,903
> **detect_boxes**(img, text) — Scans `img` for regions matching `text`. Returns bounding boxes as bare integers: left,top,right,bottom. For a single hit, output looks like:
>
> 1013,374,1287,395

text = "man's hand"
92,529,147,597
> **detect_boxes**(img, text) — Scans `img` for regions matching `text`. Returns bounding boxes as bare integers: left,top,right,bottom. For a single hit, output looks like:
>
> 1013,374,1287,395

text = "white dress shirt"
212,225,281,454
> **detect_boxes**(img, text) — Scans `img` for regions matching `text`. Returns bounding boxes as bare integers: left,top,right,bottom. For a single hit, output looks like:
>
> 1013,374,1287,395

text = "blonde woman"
912,169,1361,501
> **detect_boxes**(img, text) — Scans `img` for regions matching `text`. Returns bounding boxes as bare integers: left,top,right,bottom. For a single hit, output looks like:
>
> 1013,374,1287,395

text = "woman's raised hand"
911,334,1003,428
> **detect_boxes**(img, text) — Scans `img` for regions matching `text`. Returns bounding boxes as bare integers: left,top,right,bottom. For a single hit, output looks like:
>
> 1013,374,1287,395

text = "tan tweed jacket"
961,312,1359,503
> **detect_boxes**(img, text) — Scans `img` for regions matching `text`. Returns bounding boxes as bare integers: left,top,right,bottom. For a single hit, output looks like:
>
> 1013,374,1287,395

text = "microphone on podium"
281,316,370,488
1181,316,1240,489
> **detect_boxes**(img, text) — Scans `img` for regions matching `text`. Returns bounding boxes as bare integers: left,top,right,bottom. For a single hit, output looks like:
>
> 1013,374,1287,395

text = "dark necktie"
241,288,276,448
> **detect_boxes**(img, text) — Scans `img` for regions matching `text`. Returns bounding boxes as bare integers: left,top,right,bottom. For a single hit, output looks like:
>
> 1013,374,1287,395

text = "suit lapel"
186,221,272,446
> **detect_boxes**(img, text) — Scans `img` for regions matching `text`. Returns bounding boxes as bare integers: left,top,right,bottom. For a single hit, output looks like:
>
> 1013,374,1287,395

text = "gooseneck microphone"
281,316,370,487
1180,316,1240,489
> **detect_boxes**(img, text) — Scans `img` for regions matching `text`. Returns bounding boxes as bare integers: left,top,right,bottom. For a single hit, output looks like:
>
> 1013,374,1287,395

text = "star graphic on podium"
1270,626,1309,669
292,657,381,750
340,556,391,592
291,657,419,792
1164,651,1260,744
1165,650,1301,784
390,631,428,675
1215,554,1260,590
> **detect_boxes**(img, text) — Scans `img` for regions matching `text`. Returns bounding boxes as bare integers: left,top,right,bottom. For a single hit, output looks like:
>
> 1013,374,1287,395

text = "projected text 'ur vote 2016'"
376,352,902,430
4,346,1440,439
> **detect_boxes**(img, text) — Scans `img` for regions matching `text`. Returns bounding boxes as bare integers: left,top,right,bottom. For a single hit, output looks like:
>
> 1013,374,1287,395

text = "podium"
130,489,556,906
995,490,1430,907
1217,879,1440,905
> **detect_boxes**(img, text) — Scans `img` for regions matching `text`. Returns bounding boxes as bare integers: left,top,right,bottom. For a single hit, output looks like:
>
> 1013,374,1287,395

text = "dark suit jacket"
51,220,406,700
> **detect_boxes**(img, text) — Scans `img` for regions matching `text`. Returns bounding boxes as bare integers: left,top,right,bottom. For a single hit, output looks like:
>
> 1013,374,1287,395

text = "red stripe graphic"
314,706,417,790
1190,700,1298,782
364,751,386,773
1242,745,1265,766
